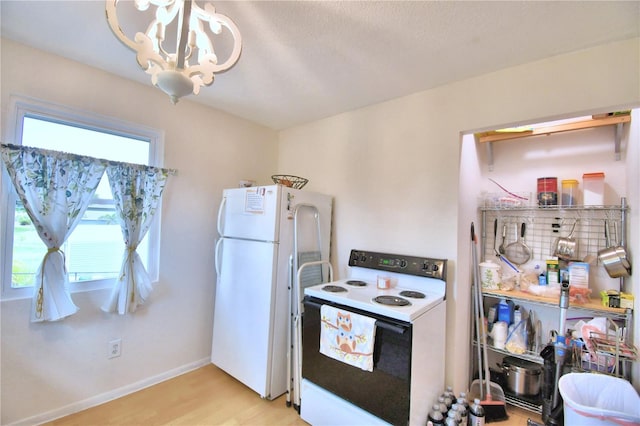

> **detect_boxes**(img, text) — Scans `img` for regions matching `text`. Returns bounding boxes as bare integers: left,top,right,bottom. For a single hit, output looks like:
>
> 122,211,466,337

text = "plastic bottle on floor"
468,398,485,426
436,396,448,416
455,399,467,424
428,403,445,425
445,410,460,426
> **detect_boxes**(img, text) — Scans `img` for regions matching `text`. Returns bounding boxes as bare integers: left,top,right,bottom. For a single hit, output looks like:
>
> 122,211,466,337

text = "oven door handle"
303,298,409,335
375,320,408,335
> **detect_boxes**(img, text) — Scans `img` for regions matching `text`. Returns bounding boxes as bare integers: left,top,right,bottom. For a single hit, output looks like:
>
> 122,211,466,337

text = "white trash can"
558,373,640,426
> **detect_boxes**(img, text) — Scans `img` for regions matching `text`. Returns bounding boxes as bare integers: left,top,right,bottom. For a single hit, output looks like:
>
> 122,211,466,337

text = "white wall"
0,38,278,425
278,38,640,394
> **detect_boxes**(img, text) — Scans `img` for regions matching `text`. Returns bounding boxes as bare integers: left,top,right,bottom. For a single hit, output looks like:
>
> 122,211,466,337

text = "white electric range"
300,249,448,426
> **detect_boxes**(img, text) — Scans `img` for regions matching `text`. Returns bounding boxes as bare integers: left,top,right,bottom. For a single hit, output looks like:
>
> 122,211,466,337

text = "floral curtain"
102,162,172,314
0,143,106,322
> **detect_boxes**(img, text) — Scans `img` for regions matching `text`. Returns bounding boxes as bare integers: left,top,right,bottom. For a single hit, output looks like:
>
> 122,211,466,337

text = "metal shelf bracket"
487,142,494,171
614,122,623,161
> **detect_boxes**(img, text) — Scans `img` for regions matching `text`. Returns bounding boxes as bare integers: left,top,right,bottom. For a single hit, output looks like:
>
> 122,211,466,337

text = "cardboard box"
547,260,559,285
600,290,634,309
620,293,634,309
568,262,589,288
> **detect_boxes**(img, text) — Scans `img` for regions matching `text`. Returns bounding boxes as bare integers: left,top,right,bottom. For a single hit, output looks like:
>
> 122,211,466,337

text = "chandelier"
106,0,242,104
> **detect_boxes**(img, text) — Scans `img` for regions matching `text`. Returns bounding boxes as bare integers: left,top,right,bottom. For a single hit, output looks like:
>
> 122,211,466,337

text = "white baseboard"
10,358,211,426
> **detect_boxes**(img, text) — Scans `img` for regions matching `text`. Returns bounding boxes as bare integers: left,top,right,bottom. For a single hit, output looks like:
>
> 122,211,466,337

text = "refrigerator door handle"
217,196,227,237
214,238,223,277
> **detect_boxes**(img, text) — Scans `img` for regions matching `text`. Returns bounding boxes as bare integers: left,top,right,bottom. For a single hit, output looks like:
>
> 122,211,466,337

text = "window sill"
1,279,114,301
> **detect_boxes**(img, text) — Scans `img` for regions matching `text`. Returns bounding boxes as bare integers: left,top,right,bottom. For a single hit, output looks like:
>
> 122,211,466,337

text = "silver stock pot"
501,356,541,397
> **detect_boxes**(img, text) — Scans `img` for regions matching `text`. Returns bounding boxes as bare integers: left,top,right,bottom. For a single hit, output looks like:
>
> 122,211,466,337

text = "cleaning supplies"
471,223,509,422
497,299,514,324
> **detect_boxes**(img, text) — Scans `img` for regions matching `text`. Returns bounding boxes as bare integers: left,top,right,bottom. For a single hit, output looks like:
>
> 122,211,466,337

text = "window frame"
1,95,165,300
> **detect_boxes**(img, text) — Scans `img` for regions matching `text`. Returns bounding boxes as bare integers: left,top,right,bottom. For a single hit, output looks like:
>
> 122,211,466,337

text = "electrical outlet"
108,338,122,359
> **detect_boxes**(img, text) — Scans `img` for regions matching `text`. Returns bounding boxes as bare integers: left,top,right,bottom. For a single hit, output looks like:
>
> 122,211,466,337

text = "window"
1,97,164,300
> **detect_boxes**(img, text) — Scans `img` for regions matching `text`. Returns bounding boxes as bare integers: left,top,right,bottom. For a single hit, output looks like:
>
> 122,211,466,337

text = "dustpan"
468,379,506,404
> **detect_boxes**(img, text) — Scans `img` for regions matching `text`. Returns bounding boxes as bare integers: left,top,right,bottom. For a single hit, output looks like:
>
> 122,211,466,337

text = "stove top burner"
322,285,347,293
345,280,367,287
399,290,426,299
372,295,412,306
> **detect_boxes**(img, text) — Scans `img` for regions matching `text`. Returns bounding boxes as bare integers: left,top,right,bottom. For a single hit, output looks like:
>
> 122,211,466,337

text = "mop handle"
472,223,491,399
471,223,484,399
552,283,570,408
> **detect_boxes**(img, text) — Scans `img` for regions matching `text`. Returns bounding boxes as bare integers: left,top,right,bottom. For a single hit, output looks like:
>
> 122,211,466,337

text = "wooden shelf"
476,113,631,144
480,204,627,212
478,112,631,170
482,288,630,317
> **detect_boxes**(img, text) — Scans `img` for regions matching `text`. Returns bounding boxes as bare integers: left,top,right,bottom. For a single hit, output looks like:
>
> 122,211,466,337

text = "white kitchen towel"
319,305,376,372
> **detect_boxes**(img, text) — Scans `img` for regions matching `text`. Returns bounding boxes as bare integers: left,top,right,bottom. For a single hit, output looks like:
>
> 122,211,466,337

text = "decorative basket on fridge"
271,175,308,189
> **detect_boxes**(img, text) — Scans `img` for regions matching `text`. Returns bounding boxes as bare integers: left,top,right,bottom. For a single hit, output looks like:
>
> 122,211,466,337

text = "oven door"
302,296,412,426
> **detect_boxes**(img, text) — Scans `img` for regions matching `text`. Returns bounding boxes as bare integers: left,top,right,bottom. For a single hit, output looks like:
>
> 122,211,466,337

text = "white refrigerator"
212,184,332,399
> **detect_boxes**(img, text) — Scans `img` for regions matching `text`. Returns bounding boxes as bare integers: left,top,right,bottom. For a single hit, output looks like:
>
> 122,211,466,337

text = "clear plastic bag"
505,319,527,354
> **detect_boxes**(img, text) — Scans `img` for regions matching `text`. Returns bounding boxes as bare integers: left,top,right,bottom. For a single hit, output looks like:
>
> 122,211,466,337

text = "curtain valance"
1,143,176,175
1,143,175,321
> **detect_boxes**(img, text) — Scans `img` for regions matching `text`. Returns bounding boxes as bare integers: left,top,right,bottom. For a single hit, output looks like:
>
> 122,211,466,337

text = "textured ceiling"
1,1,639,130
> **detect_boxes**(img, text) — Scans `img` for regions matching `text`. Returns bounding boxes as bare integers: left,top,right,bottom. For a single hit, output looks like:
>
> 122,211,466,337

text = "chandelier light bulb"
106,0,242,104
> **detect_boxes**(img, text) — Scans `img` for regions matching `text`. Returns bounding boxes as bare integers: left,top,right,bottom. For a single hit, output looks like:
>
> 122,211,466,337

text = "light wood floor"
44,365,306,426
44,364,542,425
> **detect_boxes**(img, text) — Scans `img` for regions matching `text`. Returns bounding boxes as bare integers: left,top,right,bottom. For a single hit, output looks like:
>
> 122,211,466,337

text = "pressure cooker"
500,356,542,397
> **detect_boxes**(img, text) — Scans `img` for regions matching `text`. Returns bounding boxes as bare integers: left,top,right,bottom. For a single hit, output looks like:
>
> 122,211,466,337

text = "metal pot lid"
503,356,542,372
504,365,541,375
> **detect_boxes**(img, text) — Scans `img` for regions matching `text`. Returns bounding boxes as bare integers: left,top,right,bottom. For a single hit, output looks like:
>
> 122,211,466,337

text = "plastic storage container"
561,179,579,206
558,373,640,426
583,172,605,206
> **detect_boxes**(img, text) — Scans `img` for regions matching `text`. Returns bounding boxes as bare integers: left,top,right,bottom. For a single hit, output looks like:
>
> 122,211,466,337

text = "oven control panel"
348,249,447,281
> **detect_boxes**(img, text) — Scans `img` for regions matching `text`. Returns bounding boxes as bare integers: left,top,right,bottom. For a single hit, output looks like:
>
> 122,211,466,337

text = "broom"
471,223,509,422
